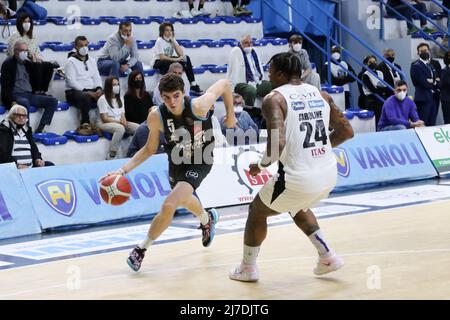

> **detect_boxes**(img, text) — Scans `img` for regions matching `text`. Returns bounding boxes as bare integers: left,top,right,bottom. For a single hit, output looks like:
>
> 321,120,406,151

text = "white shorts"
258,174,333,217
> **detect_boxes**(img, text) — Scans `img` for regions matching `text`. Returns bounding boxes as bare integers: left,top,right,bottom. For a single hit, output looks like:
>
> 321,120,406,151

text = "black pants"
65,90,97,125
442,100,450,124
416,99,438,127
231,0,250,7
28,62,56,93
153,56,195,84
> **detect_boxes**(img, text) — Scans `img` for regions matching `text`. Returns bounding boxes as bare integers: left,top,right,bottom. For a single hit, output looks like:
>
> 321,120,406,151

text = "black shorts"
168,163,213,190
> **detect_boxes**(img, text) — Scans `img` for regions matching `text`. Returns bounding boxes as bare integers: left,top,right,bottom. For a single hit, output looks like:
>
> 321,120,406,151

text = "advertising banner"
415,125,450,176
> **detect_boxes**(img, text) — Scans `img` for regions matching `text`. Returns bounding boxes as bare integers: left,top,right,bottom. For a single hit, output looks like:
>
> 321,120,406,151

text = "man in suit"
410,43,440,126
377,48,403,98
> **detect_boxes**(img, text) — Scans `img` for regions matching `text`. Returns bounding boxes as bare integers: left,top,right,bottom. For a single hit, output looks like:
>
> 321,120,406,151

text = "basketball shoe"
313,251,344,276
126,246,146,272
229,263,259,282
199,208,219,247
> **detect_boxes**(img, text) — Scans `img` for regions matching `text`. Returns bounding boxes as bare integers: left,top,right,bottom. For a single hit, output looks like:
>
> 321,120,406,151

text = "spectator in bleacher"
361,55,391,123
0,104,54,168
153,22,203,95
1,41,57,133
220,93,258,146
97,21,143,78
227,34,271,128
440,50,450,124
97,76,139,160
231,0,252,17
65,36,103,129
386,0,436,35
153,62,190,107
288,34,321,91
322,45,356,109
378,80,424,131
124,70,152,124
7,13,42,61
376,48,403,98
411,42,441,126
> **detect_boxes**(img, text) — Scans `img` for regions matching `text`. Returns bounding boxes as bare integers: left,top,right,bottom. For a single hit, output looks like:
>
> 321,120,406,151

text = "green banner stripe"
433,158,450,168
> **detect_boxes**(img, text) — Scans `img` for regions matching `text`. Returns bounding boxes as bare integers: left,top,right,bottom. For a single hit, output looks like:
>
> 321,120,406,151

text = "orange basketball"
99,174,132,206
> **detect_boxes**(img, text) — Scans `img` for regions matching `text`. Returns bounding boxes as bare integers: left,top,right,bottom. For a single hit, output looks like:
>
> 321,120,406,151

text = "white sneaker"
198,8,211,16
173,10,192,18
229,263,259,282
190,8,202,17
313,251,344,276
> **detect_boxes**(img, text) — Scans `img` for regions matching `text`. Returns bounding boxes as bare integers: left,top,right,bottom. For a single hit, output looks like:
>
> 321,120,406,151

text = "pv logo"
333,148,350,177
37,179,77,217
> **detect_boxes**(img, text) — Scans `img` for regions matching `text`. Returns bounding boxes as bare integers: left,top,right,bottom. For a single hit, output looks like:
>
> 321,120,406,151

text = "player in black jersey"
101,73,236,272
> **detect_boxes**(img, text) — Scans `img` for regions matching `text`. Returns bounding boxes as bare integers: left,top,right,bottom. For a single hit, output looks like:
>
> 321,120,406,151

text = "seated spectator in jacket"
377,48,403,98
361,55,391,123
288,34,321,90
97,22,143,77
227,35,271,127
322,45,356,108
0,104,54,168
378,80,425,131
220,93,258,145
386,0,436,35
65,36,103,128
126,118,165,157
411,42,441,126
97,76,139,160
124,70,152,124
153,22,203,95
440,50,450,124
153,62,190,106
1,41,57,133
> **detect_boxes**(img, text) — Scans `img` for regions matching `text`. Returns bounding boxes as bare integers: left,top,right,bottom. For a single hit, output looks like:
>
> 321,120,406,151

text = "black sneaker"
198,209,219,247
190,84,204,96
126,246,146,272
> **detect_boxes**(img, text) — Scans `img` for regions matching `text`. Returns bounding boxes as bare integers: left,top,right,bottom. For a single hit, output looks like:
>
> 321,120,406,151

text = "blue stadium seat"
56,102,70,111
0,105,6,115
211,65,227,74
33,133,68,146
64,130,99,143
29,106,38,113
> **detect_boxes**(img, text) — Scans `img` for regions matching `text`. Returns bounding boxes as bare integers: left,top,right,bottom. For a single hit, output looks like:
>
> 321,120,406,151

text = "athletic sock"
308,229,331,257
243,244,260,265
198,210,209,226
139,236,154,250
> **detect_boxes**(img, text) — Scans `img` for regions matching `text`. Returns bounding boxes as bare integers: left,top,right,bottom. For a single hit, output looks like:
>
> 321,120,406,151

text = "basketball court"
1,180,449,300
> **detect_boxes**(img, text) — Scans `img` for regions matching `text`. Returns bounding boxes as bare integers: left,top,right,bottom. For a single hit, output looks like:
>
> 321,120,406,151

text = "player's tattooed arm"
260,92,287,167
321,91,354,147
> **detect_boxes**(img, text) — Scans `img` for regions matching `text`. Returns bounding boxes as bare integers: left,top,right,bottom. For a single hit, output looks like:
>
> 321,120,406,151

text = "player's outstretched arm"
321,91,354,147
192,79,236,128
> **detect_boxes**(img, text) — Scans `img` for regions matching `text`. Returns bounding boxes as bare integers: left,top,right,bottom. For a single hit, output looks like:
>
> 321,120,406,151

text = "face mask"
78,46,89,56
419,52,430,61
22,22,31,32
387,56,395,63
368,62,377,70
163,36,172,42
243,47,253,54
112,85,120,95
133,79,143,88
18,51,28,62
331,52,341,61
120,34,128,41
292,43,302,52
396,91,407,101
234,106,243,113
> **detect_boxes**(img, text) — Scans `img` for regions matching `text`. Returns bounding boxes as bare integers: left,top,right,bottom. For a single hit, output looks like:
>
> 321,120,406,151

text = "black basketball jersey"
158,96,215,165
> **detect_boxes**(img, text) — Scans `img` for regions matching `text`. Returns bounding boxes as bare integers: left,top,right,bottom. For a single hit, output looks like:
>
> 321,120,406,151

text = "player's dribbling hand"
98,169,125,183
223,114,237,129
249,163,261,177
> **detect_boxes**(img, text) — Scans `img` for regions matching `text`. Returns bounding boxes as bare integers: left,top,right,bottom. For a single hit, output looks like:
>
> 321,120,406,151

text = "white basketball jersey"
273,83,337,193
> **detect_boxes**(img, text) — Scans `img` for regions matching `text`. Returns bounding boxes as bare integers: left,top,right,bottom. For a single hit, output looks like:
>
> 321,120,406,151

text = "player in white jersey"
230,52,354,282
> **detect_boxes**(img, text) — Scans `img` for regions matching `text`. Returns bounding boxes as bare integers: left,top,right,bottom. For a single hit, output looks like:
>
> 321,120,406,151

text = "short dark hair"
417,42,429,52
16,13,33,39
289,34,302,43
74,35,87,47
269,52,302,79
159,22,174,37
159,73,185,94
363,55,376,65
395,80,407,87
119,21,132,30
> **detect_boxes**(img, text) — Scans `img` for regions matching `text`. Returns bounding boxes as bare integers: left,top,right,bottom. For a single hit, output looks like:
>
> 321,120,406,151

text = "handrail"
380,1,448,52
262,0,388,104
305,0,405,82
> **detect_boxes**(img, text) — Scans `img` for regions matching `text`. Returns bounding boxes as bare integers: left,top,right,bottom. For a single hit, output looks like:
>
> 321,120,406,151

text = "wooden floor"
1,200,450,300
